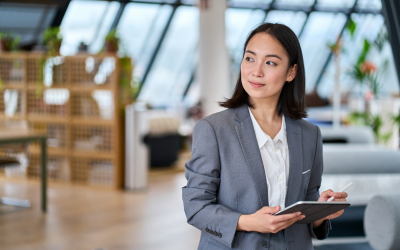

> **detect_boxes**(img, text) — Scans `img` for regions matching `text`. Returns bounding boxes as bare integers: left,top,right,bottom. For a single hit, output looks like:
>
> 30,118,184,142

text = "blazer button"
262,240,269,248
205,228,210,233
218,233,222,238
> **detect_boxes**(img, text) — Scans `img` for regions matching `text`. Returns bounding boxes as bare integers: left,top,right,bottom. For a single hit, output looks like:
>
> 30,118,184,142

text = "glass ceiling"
55,0,396,107
0,2,57,46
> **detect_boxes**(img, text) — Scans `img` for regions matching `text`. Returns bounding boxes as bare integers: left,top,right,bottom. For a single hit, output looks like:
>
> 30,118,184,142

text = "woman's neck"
249,97,281,123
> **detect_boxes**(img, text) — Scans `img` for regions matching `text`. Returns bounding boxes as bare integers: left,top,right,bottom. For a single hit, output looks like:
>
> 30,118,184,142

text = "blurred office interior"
0,0,400,249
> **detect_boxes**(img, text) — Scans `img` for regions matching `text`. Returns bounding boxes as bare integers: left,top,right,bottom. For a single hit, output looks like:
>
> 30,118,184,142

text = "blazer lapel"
285,117,303,207
234,107,269,208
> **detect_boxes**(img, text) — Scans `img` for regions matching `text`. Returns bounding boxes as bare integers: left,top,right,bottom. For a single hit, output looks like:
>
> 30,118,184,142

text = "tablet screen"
273,201,350,224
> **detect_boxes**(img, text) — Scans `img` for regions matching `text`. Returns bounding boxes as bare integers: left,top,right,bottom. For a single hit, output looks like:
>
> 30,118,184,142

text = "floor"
0,169,200,250
0,167,376,250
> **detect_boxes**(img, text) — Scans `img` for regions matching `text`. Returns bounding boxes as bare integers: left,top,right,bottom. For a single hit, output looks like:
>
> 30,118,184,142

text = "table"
0,130,47,212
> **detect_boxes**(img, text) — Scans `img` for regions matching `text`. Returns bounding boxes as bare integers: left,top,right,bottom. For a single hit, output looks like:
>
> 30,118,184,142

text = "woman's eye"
266,61,276,66
245,57,254,62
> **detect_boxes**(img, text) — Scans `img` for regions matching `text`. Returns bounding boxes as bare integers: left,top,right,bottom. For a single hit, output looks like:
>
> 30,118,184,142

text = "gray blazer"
182,105,331,250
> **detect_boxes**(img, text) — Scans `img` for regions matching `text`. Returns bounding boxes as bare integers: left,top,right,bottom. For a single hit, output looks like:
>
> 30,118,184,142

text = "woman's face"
241,32,297,102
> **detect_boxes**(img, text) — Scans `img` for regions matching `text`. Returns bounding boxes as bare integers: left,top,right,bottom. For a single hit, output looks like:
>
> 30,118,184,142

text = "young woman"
182,23,347,250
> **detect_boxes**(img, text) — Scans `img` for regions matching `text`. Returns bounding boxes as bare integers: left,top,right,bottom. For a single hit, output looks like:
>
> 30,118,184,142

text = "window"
317,14,399,98
137,6,199,107
60,0,120,55
299,12,347,93
357,0,382,10
265,10,307,36
317,0,356,8
117,3,173,80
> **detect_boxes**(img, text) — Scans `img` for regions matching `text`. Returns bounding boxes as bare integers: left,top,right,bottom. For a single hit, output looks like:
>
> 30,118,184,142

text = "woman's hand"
313,189,348,228
237,206,305,233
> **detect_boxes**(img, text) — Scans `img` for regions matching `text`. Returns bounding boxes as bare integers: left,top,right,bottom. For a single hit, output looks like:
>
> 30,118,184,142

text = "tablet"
273,201,351,224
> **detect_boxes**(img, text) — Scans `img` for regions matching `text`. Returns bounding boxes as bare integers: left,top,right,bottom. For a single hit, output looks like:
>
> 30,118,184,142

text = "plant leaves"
346,18,357,37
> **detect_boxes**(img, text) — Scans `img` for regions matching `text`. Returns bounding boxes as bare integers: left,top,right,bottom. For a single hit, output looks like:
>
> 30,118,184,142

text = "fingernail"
297,212,301,216
302,215,306,219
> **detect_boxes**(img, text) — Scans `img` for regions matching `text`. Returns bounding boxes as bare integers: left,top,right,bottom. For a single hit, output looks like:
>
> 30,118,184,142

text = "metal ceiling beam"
110,1,128,31
50,0,70,27
382,0,400,87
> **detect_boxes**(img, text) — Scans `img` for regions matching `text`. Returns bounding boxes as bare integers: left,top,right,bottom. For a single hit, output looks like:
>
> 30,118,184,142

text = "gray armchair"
317,192,400,250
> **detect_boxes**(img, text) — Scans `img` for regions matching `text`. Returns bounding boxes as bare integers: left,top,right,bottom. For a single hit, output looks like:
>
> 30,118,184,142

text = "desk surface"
0,129,46,142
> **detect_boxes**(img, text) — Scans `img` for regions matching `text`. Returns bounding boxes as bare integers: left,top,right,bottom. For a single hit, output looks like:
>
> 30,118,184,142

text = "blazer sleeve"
305,125,332,240
182,118,242,248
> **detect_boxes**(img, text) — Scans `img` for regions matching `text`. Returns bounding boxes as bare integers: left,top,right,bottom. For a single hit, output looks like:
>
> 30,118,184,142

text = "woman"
182,23,347,250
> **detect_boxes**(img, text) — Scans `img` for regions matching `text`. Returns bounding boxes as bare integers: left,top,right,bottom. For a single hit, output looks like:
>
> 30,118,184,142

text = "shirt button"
278,177,282,181
272,148,276,152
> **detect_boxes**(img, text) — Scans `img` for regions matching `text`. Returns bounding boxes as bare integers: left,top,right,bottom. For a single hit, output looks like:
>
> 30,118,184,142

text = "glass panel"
299,12,347,93
138,6,199,107
117,3,172,80
229,0,272,8
130,0,176,3
181,0,197,4
317,0,355,8
183,79,200,107
357,0,382,10
229,0,273,4
60,0,120,56
265,10,307,36
0,3,56,45
274,0,314,6
317,14,399,98
226,8,266,90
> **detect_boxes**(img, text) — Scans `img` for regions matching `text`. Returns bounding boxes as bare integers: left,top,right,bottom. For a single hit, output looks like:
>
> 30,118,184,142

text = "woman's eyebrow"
245,50,282,60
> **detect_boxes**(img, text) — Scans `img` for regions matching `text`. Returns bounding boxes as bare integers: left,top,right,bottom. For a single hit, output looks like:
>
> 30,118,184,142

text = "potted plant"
104,29,120,53
42,27,62,55
0,32,20,52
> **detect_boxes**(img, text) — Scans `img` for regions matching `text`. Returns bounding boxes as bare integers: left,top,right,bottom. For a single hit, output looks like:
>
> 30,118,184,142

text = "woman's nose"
252,63,264,77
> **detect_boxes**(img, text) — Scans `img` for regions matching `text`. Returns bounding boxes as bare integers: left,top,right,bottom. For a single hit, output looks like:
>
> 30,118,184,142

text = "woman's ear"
286,64,298,82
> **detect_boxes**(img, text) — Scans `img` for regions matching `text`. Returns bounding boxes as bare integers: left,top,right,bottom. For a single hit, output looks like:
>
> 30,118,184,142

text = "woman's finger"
275,214,305,230
271,212,302,223
320,189,334,198
334,192,348,198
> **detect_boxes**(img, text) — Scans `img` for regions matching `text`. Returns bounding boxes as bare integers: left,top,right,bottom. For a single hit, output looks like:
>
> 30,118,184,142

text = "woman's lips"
250,81,265,88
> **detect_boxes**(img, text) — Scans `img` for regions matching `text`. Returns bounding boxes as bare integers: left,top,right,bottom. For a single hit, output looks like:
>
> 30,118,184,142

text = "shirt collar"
248,107,288,149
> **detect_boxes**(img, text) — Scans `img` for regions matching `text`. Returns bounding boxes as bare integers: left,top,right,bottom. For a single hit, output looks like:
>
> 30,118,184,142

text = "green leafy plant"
104,29,120,53
347,28,389,98
0,32,20,51
349,111,392,143
35,56,46,96
392,113,400,128
118,56,140,111
42,27,62,55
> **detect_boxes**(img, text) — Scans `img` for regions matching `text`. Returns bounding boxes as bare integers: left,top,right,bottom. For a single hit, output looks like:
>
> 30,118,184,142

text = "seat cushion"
364,193,400,250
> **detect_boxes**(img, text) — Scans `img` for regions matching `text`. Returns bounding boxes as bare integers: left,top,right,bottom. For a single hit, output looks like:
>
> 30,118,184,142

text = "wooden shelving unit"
0,53,125,189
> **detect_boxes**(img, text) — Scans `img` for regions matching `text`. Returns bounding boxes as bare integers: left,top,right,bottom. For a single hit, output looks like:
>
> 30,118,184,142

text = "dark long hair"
219,23,307,120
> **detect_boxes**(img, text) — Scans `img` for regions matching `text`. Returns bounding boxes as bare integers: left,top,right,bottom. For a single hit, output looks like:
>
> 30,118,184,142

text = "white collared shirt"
249,108,290,210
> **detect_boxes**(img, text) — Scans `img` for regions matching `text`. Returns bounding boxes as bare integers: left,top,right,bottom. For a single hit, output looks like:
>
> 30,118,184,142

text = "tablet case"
274,201,351,224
